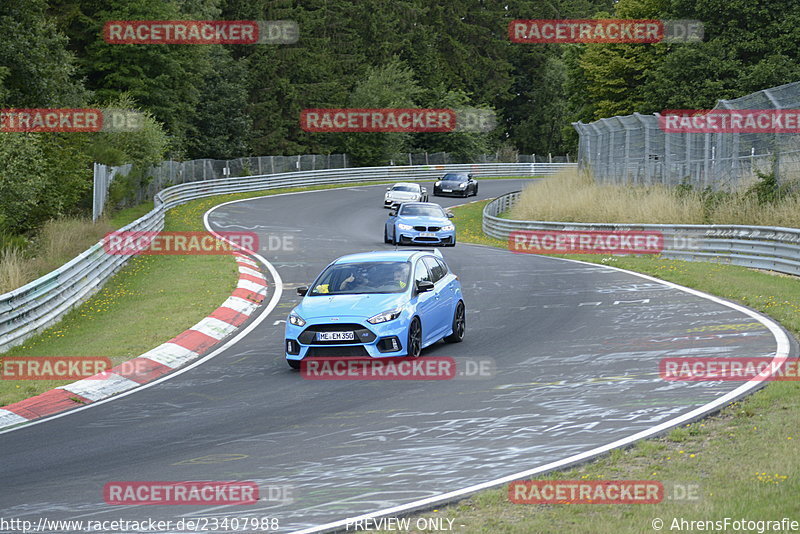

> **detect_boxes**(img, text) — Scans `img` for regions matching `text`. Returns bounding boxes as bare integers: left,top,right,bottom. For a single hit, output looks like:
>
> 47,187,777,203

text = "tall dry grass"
509,169,706,224
0,217,114,294
509,169,800,228
710,192,800,227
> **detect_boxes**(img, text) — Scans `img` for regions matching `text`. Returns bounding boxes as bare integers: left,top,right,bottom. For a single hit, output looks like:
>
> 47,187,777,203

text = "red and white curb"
0,251,267,430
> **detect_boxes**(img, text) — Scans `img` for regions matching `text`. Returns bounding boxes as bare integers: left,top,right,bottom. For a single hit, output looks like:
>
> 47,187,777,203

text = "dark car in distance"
432,173,478,197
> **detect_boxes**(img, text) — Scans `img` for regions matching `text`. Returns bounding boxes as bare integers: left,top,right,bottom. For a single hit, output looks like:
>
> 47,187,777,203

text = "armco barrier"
483,191,800,276
0,163,574,353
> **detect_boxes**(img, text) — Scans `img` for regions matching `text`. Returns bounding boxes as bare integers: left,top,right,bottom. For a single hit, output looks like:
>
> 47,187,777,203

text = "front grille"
413,226,441,231
298,323,377,345
307,346,370,357
413,226,427,231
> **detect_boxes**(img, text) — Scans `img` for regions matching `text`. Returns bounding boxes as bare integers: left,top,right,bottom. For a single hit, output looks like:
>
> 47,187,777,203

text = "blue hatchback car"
384,202,456,246
285,250,465,369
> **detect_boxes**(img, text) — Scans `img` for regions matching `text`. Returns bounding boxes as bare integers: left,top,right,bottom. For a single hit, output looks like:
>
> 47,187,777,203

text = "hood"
438,180,467,187
294,292,407,320
396,214,450,226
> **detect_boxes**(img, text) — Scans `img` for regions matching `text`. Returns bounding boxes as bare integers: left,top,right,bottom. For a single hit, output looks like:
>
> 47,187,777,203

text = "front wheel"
287,359,301,370
472,185,478,196
407,318,422,358
444,301,465,343
384,226,391,243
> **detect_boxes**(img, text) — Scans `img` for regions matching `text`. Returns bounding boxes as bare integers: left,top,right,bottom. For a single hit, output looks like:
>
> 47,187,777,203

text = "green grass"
376,199,800,533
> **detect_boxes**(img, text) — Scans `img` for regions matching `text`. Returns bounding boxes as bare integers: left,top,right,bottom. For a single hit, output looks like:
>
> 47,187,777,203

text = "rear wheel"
444,301,465,343
407,318,422,358
472,184,479,196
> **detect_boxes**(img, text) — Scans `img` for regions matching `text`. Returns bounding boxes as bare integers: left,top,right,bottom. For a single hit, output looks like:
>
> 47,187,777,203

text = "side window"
414,259,432,285
423,256,444,283
435,258,449,278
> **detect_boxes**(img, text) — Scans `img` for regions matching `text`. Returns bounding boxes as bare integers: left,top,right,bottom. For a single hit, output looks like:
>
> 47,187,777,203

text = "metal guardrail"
483,191,800,276
0,163,574,353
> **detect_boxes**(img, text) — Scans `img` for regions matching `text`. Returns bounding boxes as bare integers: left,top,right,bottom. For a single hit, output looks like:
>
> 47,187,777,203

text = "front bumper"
395,228,455,245
433,186,468,196
285,317,411,362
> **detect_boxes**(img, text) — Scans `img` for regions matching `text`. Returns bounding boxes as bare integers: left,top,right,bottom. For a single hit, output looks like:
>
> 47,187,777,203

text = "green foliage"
0,0,88,107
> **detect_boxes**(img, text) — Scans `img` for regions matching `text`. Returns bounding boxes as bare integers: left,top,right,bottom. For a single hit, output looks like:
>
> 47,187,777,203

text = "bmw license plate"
317,331,355,341
420,232,436,237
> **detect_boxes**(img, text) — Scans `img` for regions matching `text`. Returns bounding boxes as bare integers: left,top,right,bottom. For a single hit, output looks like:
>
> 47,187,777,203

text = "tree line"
1,0,798,236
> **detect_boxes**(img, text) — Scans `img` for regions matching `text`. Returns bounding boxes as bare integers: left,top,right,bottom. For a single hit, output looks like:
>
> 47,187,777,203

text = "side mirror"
389,209,397,216
296,286,308,296
386,187,391,191
446,212,455,218
416,280,434,293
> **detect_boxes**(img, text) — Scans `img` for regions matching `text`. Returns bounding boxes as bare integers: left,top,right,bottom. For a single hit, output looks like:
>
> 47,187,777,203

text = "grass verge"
375,199,800,533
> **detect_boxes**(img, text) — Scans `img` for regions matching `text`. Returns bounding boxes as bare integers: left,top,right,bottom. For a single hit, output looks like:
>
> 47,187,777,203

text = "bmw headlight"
367,308,403,324
441,224,455,231
288,312,306,326
397,223,413,230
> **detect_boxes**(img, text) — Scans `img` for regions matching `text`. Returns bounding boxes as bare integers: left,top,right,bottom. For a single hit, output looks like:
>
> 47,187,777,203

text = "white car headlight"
397,223,413,230
435,181,441,186
458,183,467,188
441,224,455,231
288,312,306,326
367,308,403,324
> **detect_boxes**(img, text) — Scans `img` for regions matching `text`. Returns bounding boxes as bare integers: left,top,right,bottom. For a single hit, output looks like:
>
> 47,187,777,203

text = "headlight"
367,308,403,324
441,224,455,231
397,223,413,230
435,181,441,186
458,183,467,188
288,312,306,326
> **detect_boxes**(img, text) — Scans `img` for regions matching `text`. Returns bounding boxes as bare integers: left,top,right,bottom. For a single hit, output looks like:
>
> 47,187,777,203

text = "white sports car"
384,182,428,208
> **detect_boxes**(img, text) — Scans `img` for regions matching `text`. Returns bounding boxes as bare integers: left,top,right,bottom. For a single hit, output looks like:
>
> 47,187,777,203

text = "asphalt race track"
0,179,795,533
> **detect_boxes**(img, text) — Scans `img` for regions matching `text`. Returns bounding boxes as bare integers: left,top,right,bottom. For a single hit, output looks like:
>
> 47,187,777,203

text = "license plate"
317,331,354,341
420,232,436,237
442,189,452,192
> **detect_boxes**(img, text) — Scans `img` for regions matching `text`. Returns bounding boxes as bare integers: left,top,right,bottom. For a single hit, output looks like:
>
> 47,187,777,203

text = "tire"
287,359,301,370
407,318,422,358
384,226,391,243
444,301,465,343
472,185,478,196
392,228,399,246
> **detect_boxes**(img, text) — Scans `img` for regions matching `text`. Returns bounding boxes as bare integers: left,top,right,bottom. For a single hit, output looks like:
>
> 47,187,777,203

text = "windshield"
441,173,467,182
309,261,411,295
399,204,446,217
390,185,418,192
